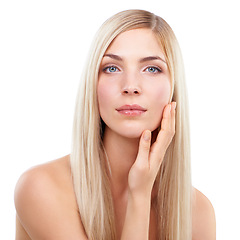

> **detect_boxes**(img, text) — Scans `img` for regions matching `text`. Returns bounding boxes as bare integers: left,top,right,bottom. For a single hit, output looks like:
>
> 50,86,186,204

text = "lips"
116,104,147,116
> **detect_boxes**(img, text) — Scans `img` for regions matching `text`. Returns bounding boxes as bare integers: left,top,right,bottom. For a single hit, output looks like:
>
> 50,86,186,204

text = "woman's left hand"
127,102,176,197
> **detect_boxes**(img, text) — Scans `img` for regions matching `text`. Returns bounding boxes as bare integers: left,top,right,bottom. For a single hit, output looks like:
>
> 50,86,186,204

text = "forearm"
120,193,151,240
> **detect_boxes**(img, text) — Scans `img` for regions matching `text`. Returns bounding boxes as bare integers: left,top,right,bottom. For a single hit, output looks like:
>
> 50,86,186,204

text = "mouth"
116,104,147,116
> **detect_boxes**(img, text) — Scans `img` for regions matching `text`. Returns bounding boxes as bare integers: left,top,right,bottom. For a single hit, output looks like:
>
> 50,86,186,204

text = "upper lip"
116,104,147,111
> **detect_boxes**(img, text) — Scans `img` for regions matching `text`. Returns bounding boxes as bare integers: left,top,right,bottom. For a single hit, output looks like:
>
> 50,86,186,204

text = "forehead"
104,28,165,60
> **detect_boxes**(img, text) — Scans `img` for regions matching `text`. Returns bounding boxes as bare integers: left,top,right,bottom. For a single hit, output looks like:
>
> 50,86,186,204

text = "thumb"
136,130,151,167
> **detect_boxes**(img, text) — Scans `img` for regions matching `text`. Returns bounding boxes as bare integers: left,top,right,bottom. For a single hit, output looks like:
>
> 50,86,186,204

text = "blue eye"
104,66,119,73
145,66,162,73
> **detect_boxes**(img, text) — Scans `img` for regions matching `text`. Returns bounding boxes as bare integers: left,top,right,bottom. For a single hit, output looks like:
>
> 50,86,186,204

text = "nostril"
122,88,141,95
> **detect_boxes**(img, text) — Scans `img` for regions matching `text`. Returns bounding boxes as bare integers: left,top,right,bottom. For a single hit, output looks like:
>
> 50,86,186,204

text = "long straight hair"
70,9,192,240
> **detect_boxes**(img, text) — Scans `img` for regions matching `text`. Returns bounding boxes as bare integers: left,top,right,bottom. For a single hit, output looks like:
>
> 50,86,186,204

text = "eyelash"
103,65,120,73
102,65,162,74
145,66,162,73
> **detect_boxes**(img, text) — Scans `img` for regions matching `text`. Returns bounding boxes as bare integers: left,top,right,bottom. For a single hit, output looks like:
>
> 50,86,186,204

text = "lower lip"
117,110,146,116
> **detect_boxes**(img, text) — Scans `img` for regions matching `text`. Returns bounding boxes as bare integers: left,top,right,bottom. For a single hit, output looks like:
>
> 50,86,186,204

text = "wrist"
128,185,152,200
127,190,151,209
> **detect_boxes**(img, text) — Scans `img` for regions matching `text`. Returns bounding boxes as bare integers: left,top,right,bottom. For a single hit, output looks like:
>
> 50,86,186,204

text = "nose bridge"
121,68,141,95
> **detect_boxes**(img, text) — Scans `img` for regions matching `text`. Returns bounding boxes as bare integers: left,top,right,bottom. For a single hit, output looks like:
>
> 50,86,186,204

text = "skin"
14,29,216,239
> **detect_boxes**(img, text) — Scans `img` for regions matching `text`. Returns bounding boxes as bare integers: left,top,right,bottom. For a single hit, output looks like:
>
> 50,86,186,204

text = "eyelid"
101,64,163,73
143,65,162,73
102,64,121,73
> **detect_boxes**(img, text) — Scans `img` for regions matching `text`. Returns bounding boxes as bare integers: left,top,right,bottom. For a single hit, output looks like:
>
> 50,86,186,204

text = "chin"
103,119,161,140
117,125,160,140
120,131,143,139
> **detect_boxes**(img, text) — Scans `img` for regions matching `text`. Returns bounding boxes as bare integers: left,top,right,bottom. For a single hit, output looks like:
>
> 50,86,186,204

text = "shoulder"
14,155,72,207
192,187,216,240
14,155,87,239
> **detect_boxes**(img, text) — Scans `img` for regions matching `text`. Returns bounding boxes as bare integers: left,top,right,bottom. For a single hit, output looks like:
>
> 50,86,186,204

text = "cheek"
152,81,171,107
148,81,171,123
97,83,108,115
97,83,107,106
97,81,117,116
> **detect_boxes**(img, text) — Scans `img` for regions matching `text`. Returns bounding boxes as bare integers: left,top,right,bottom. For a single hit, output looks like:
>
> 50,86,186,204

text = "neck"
102,127,158,199
103,127,140,197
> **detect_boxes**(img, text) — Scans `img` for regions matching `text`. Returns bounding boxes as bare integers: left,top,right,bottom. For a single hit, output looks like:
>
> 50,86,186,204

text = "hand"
128,102,176,197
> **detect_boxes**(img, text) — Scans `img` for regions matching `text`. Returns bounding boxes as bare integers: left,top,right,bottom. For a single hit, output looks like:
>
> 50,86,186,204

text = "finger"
170,101,176,134
159,102,176,141
135,130,152,167
150,102,176,160
160,103,173,132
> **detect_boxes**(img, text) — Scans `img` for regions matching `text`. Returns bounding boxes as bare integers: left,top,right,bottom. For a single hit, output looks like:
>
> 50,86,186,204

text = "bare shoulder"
192,187,216,240
14,155,87,240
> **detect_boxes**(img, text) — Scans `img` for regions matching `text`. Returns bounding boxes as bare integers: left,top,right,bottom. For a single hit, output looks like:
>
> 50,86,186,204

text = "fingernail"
169,104,172,112
172,102,177,110
143,130,150,141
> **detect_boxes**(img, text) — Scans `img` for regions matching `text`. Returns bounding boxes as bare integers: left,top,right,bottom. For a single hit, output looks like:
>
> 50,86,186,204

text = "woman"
14,9,216,240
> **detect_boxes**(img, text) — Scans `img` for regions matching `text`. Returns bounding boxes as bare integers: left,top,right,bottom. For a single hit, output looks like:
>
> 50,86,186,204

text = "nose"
121,73,142,95
122,86,141,95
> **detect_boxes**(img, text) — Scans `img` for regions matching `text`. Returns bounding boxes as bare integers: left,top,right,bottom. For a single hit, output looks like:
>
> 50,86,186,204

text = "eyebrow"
103,53,166,64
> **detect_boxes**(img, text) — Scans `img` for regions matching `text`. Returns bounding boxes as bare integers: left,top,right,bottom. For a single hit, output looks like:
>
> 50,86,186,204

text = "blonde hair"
70,9,192,240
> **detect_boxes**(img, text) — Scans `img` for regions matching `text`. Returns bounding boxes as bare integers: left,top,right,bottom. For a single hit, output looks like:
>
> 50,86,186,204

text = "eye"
103,65,119,73
145,66,162,73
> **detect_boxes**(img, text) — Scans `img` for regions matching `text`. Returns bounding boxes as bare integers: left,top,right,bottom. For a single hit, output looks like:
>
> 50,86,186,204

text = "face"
97,28,171,139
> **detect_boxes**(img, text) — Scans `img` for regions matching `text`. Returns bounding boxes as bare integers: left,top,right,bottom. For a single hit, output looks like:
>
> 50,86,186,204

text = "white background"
1,0,239,239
